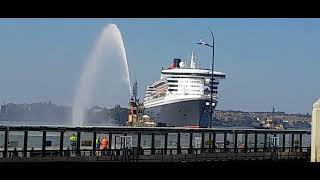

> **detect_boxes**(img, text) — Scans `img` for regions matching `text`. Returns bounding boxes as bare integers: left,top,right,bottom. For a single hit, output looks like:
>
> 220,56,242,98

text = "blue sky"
0,18,319,113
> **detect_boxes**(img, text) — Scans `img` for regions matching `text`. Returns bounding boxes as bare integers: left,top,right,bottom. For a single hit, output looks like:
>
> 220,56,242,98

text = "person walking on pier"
69,133,77,153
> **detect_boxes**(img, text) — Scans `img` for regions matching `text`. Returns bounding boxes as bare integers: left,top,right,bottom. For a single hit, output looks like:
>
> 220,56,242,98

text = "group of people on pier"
68,133,109,155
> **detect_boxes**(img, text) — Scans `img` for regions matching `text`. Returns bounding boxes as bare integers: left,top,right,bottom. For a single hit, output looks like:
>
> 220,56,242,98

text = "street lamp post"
198,27,215,129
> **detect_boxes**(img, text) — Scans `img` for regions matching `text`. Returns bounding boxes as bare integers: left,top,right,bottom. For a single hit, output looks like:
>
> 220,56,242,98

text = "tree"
106,105,128,124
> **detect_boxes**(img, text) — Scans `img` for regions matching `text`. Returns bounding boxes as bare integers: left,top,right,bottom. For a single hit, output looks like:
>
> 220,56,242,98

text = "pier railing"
0,126,311,161
0,147,310,162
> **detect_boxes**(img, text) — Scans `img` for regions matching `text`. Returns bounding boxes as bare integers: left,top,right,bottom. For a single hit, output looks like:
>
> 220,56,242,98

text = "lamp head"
197,39,207,45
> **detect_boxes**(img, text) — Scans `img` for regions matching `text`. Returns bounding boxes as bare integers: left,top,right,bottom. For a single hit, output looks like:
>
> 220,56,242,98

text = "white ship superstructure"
143,52,226,127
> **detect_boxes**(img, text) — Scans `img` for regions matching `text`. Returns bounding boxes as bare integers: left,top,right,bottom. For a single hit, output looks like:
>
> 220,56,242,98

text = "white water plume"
72,24,131,126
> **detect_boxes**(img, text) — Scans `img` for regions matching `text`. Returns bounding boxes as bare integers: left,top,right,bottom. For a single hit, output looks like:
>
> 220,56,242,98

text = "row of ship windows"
168,84,200,87
166,89,218,93
190,85,200,87
166,76,219,81
168,80,219,85
163,72,225,78
168,89,202,92
190,80,201,83
168,80,201,84
167,80,203,83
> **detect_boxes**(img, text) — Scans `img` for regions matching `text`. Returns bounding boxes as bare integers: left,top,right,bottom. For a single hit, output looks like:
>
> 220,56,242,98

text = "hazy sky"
0,18,319,114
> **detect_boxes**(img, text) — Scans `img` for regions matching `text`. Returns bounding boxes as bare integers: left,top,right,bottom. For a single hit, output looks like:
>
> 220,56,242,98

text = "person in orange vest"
100,136,108,155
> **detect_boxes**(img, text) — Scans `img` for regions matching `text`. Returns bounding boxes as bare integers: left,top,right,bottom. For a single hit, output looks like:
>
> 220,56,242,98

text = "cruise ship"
143,52,226,128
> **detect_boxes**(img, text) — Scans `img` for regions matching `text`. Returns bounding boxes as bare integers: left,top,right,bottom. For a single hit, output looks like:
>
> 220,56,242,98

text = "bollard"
311,98,320,162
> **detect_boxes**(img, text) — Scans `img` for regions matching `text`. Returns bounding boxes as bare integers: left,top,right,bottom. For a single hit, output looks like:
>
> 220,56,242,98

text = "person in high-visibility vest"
100,136,108,155
96,137,100,149
69,133,77,150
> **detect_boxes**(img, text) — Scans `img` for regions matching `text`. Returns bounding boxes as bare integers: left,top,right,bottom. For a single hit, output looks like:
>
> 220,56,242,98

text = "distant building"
0,102,8,121
1,103,7,114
